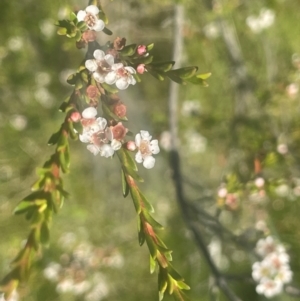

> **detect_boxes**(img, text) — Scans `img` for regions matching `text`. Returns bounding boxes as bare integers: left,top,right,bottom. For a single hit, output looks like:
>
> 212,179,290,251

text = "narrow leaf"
121,169,129,198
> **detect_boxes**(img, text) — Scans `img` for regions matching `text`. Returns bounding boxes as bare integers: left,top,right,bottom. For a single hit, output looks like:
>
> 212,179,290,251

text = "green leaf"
197,72,211,80
14,201,38,215
101,82,119,94
66,72,78,85
139,191,154,213
167,263,184,281
120,44,137,56
143,210,164,230
57,27,67,35
185,76,208,87
40,221,50,245
158,267,168,300
151,61,175,72
148,69,165,81
167,67,198,79
138,55,153,64
69,12,77,21
150,255,157,274
145,234,157,259
103,27,113,35
138,229,146,246
121,169,129,198
147,43,154,51
117,148,138,171
166,73,185,84
129,186,142,214
77,21,88,31
47,129,61,145
176,281,190,290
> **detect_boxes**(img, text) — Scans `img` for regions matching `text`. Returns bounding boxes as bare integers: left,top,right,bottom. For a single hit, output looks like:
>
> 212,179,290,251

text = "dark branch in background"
167,5,243,301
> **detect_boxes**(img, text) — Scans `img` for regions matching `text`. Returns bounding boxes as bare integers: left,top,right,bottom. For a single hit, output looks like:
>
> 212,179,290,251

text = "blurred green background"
1,0,300,300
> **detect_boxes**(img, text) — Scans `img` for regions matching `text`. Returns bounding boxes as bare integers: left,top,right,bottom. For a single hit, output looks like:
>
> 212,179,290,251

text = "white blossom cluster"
79,108,160,169
252,236,293,298
43,232,124,301
246,8,275,34
85,49,136,90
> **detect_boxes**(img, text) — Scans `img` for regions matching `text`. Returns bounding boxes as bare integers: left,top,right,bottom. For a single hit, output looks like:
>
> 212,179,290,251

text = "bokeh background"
1,0,300,300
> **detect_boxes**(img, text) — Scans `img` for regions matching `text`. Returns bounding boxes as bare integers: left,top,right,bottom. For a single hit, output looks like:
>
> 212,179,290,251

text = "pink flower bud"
137,45,147,56
82,30,97,43
113,102,127,118
86,85,99,99
110,122,128,141
126,141,136,151
70,111,81,122
136,64,146,74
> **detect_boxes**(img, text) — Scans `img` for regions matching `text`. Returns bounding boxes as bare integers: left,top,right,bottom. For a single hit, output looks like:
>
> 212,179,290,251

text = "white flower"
255,236,278,257
80,108,115,157
218,187,227,198
277,143,288,154
73,281,91,295
56,279,74,294
276,266,293,284
85,50,114,83
105,63,136,90
255,177,265,188
265,252,289,270
77,5,105,32
256,279,283,298
43,262,61,281
135,130,160,169
252,261,274,282
259,8,275,29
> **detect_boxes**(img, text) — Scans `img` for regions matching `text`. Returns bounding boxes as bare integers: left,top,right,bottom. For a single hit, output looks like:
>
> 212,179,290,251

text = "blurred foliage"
1,0,300,300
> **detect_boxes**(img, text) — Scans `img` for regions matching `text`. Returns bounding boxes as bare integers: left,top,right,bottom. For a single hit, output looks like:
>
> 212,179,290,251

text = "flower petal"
135,133,141,147
100,144,114,158
105,71,117,85
79,132,91,143
77,10,86,22
125,66,136,74
111,139,122,150
96,117,107,130
143,156,155,169
85,5,99,15
92,19,105,32
85,59,98,72
93,72,105,83
93,49,105,60
82,107,97,119
104,54,114,66
135,151,143,163
150,140,160,154
87,144,100,155
140,130,151,141
111,63,123,71
116,78,129,90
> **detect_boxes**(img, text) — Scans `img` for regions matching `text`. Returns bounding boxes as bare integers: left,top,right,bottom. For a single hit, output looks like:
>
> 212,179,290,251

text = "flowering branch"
0,1,210,300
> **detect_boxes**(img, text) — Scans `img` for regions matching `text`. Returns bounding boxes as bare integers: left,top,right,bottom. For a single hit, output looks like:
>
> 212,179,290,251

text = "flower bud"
110,122,128,140
126,141,136,151
70,111,81,122
137,45,147,56
136,64,146,74
86,85,99,100
113,102,127,118
82,30,97,43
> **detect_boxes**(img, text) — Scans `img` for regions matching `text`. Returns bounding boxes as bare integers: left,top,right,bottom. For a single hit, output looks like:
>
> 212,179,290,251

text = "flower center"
84,13,97,27
139,140,151,157
98,60,111,73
